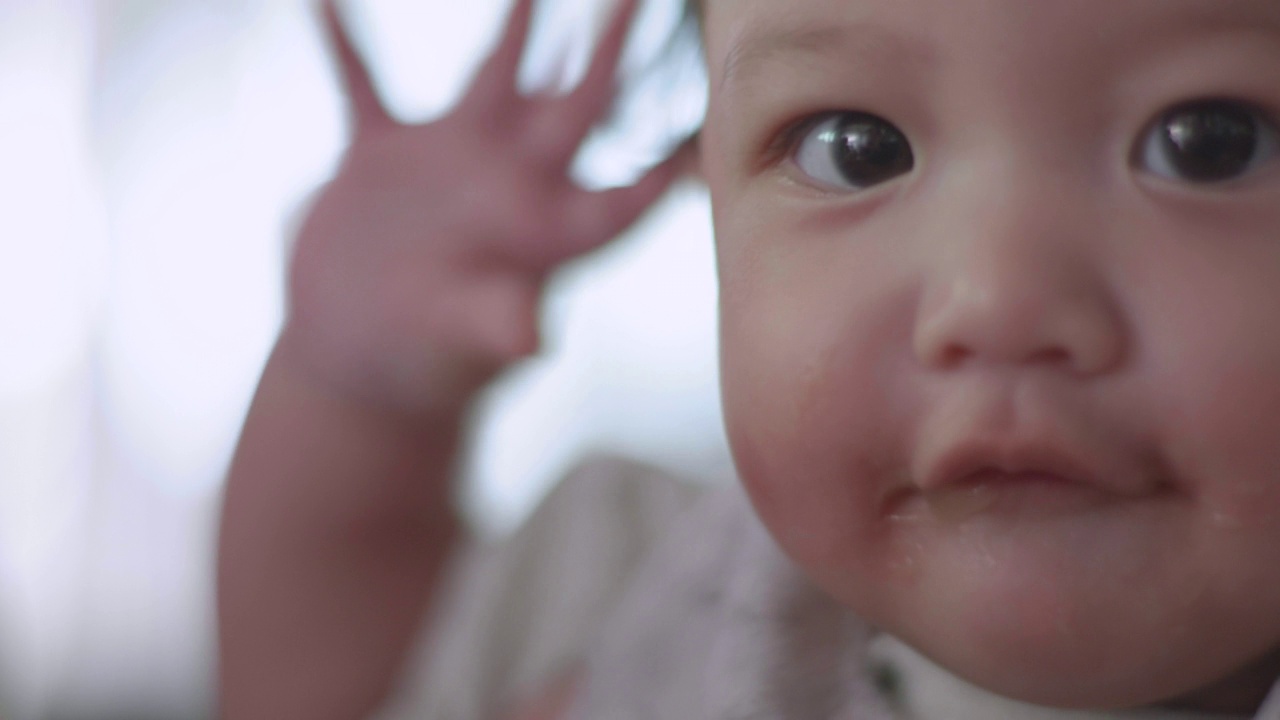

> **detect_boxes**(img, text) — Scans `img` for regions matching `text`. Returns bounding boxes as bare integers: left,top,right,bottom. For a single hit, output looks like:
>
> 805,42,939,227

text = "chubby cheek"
716,204,922,596
1127,211,1280,621
1157,341,1280,533
1131,225,1280,530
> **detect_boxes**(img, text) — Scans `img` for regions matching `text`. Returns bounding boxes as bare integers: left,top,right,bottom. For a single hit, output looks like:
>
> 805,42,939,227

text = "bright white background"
0,1,725,717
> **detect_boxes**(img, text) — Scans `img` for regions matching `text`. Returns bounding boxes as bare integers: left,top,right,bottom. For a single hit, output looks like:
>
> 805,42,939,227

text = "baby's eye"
1138,99,1279,184
791,112,914,190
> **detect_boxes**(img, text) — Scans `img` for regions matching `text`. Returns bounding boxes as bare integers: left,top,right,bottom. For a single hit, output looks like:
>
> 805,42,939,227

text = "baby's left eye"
1137,100,1279,184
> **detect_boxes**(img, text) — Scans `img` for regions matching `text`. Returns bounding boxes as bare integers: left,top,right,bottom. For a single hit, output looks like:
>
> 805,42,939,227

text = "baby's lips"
915,435,1162,500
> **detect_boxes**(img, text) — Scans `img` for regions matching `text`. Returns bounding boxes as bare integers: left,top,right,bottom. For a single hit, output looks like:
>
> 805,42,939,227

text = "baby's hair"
684,0,703,26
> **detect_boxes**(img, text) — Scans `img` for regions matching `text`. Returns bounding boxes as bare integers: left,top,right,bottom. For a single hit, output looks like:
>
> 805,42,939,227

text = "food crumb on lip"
925,482,1000,522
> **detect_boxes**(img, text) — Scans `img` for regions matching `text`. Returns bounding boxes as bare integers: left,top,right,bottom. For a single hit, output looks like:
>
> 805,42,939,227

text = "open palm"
285,0,694,413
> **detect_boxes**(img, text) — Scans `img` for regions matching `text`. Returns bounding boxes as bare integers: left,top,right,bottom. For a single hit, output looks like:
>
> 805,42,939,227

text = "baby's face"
703,0,1280,710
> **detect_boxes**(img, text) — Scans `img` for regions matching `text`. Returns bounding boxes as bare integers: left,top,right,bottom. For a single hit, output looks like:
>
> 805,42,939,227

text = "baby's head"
694,0,1280,712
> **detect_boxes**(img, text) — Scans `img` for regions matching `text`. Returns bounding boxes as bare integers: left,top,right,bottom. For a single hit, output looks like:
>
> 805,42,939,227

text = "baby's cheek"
723,350,907,604
1131,227,1280,523
717,219,920,592
1153,357,1280,526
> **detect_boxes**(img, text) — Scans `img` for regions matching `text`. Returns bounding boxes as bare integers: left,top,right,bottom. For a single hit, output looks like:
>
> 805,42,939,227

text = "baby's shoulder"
568,467,891,719
534,453,722,543
377,455,723,719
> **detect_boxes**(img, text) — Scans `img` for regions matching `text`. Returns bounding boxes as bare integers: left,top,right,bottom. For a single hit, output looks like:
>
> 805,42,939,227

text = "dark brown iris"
1159,101,1259,183
831,112,914,187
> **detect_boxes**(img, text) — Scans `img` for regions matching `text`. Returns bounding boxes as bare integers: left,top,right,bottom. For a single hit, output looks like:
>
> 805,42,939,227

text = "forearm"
217,337,467,720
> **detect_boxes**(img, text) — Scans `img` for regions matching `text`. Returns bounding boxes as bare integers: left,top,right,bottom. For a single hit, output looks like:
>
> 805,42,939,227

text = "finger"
319,0,394,131
551,135,698,260
460,0,537,115
530,0,641,165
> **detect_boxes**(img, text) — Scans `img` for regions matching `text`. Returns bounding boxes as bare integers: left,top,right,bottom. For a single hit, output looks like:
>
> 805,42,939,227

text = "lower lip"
894,472,1112,523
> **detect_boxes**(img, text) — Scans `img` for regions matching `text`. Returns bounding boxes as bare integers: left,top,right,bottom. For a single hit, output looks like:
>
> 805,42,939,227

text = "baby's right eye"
791,112,915,191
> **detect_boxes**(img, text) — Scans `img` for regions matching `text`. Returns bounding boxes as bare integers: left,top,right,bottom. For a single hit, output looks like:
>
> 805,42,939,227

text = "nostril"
928,342,1072,370
935,343,972,368
1027,346,1071,365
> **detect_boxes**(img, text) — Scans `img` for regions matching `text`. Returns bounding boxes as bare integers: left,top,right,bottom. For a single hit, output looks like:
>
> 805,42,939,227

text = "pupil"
1161,102,1258,182
833,113,913,186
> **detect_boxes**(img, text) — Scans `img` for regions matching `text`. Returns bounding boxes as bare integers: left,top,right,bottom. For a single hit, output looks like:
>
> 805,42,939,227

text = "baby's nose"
911,189,1127,376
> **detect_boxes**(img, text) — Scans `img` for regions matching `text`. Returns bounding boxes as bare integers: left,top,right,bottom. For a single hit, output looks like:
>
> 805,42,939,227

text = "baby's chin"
845,541,1274,712
885,612,1204,710
796,510,1280,711
885,617,1274,713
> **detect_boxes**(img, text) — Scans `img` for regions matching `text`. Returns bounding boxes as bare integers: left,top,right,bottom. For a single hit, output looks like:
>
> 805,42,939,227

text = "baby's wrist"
271,322,491,427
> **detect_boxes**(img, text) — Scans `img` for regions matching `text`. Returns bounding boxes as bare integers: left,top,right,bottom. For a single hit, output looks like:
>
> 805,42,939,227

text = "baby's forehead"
698,0,1280,86
698,0,1280,46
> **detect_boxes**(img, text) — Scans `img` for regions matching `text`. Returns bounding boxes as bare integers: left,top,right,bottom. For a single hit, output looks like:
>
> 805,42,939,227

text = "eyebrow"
1104,3,1280,57
720,20,938,92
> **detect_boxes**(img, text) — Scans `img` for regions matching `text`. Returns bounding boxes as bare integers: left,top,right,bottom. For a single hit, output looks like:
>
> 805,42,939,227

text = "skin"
701,0,1280,712
217,1,688,717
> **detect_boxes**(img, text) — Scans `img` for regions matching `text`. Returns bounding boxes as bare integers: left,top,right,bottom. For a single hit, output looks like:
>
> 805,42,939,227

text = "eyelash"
764,113,831,167
766,98,1280,191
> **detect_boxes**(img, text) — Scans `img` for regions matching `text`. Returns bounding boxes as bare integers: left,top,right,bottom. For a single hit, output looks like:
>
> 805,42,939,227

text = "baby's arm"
216,2,691,717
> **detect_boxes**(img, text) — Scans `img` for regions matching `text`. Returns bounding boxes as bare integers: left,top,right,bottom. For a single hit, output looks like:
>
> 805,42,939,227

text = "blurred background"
0,0,724,717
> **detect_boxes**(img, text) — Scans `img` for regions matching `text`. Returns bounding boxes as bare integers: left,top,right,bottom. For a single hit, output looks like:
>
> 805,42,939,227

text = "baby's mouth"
913,469,1109,523
886,440,1170,523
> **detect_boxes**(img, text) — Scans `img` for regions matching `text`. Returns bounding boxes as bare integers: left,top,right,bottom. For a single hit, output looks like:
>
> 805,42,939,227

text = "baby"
217,0,1280,718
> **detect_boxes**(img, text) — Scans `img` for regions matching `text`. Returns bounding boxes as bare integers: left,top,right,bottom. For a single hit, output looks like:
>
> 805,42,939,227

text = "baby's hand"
284,0,693,414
